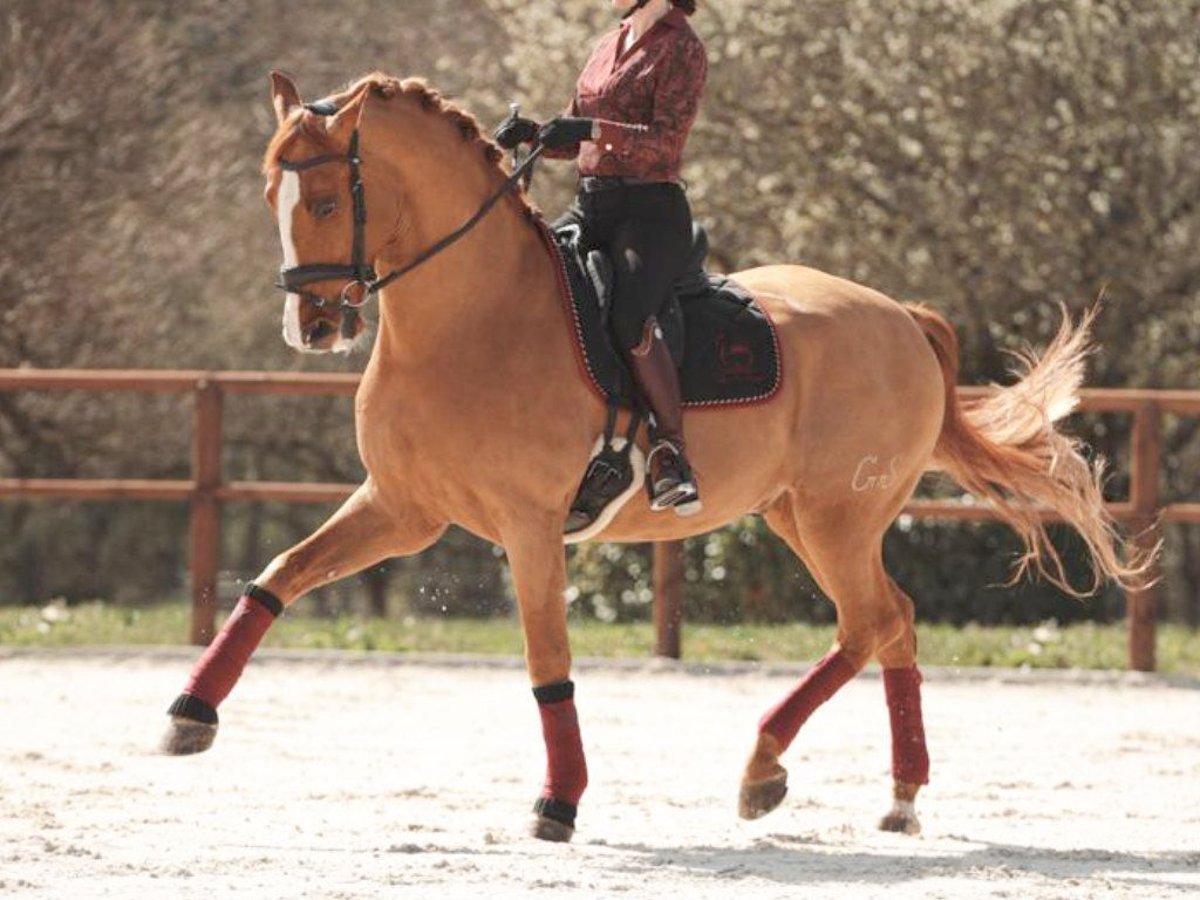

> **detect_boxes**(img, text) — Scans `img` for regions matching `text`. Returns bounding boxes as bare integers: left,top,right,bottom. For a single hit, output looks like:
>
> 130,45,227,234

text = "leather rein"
275,105,544,338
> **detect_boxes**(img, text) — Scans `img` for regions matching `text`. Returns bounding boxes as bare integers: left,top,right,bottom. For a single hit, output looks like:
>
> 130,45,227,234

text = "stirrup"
652,481,701,515
646,441,702,515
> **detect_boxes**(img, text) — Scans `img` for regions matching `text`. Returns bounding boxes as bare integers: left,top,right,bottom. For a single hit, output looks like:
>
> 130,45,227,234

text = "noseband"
275,103,544,341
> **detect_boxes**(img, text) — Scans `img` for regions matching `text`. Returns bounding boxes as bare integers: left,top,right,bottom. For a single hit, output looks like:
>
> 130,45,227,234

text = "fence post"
653,540,684,659
1128,401,1162,672
189,379,223,645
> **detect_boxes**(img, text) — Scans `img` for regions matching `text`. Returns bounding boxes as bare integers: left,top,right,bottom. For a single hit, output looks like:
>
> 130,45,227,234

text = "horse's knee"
838,602,910,668
836,633,874,670
256,548,310,599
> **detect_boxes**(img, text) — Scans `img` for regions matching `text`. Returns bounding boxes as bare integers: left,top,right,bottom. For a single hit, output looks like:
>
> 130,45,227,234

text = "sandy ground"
1,648,1197,900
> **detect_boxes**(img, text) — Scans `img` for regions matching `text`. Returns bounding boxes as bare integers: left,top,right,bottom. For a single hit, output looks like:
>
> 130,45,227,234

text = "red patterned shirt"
548,8,707,183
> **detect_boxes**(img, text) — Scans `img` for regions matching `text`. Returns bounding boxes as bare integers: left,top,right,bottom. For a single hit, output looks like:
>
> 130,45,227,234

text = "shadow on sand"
595,833,1200,891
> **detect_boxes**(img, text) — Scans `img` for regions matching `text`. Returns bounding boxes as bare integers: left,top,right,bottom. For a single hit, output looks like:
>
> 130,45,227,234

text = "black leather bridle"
275,128,374,338
274,105,544,341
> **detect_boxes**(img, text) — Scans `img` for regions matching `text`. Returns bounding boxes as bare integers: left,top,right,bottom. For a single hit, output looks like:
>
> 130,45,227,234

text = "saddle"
544,221,783,540
551,222,782,409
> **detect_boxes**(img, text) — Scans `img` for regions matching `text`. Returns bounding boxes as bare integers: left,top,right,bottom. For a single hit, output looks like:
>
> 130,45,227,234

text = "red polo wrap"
759,648,857,750
537,696,589,807
884,666,930,786
183,595,276,708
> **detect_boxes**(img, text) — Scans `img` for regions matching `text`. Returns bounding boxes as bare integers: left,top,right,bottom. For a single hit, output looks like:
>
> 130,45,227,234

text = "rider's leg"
609,187,697,511
626,315,699,511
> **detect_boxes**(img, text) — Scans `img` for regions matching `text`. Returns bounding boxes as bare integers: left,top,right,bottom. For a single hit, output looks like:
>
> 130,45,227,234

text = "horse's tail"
904,301,1152,595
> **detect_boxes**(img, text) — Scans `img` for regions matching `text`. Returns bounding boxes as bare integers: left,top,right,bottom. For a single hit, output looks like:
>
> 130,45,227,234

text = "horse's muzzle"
302,318,337,349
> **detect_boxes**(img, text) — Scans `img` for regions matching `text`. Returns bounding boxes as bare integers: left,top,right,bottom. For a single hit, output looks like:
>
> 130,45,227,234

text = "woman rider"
496,0,707,514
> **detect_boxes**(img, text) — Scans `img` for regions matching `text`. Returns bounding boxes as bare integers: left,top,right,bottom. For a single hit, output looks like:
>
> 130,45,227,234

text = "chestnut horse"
160,72,1143,842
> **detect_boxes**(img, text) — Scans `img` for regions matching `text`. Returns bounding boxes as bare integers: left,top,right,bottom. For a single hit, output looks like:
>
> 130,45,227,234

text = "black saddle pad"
547,225,782,409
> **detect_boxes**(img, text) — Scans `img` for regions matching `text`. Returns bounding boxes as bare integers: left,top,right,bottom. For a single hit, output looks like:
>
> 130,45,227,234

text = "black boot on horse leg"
627,317,701,515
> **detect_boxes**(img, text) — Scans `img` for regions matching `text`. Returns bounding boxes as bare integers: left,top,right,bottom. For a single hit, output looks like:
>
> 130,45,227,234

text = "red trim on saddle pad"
534,220,610,403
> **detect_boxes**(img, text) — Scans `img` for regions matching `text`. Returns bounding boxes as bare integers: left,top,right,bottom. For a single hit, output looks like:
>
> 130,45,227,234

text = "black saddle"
553,222,781,409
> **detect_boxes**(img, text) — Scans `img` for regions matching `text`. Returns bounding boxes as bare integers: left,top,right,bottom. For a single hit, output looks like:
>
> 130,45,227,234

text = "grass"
1,600,1198,675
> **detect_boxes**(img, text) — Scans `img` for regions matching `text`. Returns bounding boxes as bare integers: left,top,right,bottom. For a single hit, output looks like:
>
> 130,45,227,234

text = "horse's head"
263,71,535,354
263,72,386,353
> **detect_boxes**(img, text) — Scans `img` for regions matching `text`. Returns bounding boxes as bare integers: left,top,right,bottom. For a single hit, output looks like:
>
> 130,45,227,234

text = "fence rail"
1,369,1197,670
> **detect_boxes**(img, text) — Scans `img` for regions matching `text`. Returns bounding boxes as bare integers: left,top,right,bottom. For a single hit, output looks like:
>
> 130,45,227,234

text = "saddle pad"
539,223,783,409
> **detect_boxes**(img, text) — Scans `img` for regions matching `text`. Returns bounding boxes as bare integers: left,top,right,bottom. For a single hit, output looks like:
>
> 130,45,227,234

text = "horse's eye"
312,198,338,220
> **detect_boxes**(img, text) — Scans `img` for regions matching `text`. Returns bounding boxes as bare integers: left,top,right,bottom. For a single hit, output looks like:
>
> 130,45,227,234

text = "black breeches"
554,182,693,352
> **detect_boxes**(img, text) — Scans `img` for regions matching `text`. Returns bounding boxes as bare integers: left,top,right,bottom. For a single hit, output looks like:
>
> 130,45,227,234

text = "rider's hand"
494,116,539,150
537,117,596,149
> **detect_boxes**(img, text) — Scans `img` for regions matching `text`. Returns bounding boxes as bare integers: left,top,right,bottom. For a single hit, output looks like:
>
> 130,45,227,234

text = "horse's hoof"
159,716,218,755
878,801,921,835
529,815,575,843
738,771,789,820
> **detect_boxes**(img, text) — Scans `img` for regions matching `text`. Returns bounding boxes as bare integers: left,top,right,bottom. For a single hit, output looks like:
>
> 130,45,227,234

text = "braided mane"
263,72,538,218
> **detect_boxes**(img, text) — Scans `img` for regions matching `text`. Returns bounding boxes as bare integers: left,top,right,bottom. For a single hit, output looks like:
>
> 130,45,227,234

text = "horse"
160,71,1145,842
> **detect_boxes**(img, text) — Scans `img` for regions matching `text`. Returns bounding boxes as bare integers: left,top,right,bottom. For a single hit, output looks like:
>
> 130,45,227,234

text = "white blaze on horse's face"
274,167,361,355
276,170,307,351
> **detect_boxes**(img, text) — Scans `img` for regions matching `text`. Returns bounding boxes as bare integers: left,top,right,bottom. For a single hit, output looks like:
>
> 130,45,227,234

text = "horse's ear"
270,71,302,125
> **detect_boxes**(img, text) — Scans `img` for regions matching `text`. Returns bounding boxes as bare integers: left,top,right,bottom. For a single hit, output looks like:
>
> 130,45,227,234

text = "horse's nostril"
304,320,334,345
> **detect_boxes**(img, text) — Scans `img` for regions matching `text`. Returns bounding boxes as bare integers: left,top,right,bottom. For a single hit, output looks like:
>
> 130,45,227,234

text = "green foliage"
681,519,830,625
3,601,1198,675
566,518,829,625
568,542,653,623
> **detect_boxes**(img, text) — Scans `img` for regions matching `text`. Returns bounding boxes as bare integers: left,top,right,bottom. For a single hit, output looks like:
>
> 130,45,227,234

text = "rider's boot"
627,317,701,515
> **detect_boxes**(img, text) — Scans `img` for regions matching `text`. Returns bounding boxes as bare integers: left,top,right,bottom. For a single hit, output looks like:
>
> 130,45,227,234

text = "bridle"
275,102,544,340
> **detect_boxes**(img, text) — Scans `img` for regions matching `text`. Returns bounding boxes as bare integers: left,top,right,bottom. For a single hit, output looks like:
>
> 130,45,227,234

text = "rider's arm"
541,96,584,160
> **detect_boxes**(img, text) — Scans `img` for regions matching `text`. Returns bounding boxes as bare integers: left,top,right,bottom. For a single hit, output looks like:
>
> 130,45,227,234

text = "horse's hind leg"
160,482,444,754
740,500,918,825
874,578,929,835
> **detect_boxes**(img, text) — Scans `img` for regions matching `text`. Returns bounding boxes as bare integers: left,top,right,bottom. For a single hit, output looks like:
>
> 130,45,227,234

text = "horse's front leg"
502,517,586,843
159,482,444,754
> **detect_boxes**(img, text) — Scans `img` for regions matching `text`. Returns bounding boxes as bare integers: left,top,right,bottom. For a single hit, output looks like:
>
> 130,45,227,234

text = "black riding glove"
494,116,539,150
538,116,595,149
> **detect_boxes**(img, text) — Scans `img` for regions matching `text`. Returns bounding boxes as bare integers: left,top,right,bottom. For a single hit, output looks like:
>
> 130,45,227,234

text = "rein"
276,118,544,338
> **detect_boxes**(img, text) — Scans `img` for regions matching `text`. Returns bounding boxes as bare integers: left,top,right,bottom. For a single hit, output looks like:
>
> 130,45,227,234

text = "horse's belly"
590,400,800,543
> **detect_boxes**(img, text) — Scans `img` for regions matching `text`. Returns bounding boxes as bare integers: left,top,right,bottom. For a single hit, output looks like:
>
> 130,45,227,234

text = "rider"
496,0,707,514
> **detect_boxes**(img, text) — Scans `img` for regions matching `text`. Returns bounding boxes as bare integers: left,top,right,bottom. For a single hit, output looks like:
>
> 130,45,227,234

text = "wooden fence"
1,369,1197,671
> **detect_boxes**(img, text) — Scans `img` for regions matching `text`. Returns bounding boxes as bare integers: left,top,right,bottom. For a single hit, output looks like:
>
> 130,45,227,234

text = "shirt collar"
620,6,687,35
